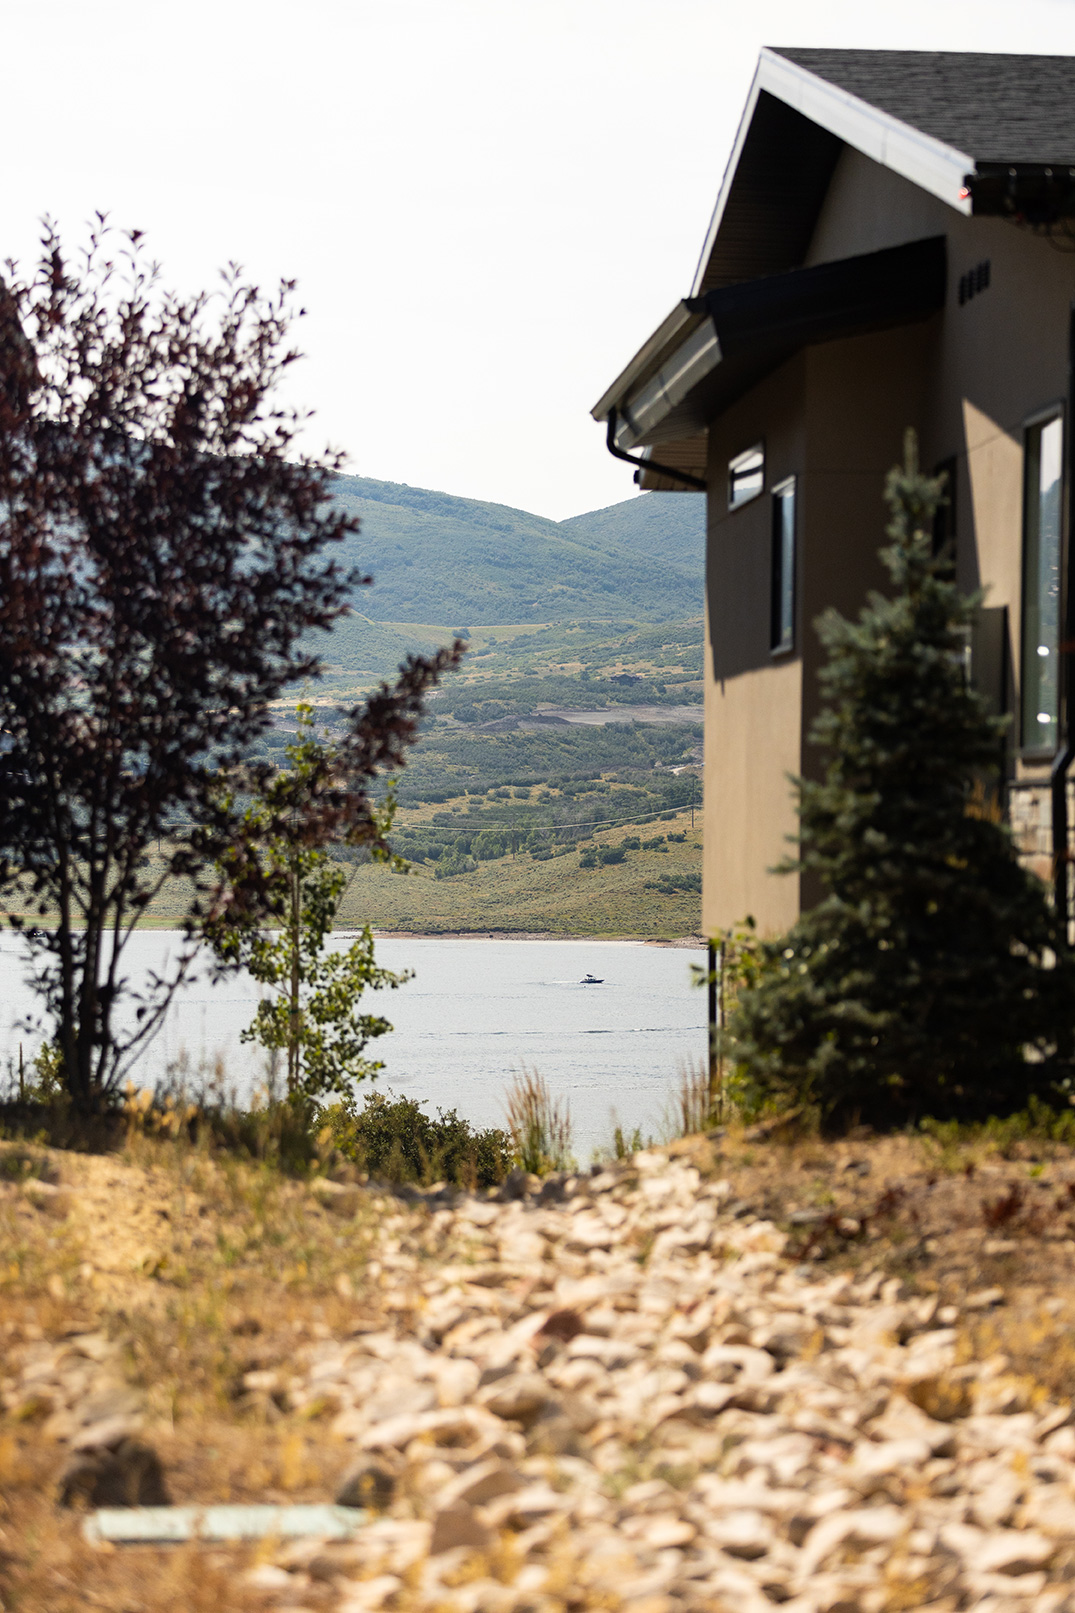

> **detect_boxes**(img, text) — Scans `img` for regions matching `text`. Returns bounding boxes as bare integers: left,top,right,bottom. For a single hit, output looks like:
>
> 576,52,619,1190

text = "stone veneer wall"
1008,780,1075,926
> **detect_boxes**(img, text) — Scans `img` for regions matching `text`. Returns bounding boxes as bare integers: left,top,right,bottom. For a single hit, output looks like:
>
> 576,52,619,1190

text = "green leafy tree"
730,433,1075,1125
208,707,406,1106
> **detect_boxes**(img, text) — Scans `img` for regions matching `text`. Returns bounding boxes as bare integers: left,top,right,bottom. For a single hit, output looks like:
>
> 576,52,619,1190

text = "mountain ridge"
329,474,705,625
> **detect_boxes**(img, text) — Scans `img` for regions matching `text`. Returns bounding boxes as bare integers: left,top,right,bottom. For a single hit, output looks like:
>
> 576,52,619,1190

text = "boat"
580,973,604,984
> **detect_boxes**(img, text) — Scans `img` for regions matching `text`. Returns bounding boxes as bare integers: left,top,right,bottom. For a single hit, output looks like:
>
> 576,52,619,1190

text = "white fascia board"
690,48,973,298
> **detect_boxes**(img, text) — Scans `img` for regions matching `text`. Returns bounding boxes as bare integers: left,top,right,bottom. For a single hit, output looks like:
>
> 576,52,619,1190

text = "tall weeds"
506,1068,573,1175
660,1058,715,1141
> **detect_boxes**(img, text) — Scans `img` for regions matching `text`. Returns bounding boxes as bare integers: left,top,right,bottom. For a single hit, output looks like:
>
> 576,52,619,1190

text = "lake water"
0,934,706,1155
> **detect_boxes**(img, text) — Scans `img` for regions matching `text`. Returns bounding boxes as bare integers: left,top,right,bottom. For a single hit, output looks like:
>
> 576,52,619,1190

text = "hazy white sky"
5,0,1075,519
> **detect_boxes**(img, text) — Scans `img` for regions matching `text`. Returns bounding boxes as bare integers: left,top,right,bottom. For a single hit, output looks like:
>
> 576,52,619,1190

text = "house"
592,48,1075,939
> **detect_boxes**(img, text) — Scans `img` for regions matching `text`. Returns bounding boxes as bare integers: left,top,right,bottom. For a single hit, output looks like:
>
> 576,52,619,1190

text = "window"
932,456,957,562
728,443,764,510
770,477,796,653
1021,412,1064,751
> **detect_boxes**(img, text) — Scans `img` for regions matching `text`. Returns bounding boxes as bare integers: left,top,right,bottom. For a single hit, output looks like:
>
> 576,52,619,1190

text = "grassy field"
336,808,702,937
283,616,704,719
5,808,703,937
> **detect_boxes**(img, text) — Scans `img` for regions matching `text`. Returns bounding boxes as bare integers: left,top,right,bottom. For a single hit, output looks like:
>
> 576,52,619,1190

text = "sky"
5,0,1075,521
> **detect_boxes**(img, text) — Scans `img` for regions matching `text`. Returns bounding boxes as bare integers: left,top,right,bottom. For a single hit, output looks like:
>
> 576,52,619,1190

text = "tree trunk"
288,859,301,1097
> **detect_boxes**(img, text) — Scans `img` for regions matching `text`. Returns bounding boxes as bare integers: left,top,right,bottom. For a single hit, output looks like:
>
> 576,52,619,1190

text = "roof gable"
593,46,1075,491
694,47,1075,296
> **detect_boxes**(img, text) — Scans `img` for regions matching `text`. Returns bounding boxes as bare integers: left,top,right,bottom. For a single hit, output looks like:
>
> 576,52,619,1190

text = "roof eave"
591,301,706,423
690,47,973,297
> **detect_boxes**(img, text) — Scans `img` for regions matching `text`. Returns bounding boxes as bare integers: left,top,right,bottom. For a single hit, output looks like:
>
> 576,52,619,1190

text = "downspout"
707,939,720,1122
605,408,707,492
1052,300,1075,930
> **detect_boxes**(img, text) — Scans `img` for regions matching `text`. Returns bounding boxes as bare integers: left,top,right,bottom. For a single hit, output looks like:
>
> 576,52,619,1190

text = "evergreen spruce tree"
730,433,1075,1126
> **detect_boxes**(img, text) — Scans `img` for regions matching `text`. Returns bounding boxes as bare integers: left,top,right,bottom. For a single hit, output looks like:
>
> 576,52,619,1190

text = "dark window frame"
770,475,797,656
1020,403,1066,757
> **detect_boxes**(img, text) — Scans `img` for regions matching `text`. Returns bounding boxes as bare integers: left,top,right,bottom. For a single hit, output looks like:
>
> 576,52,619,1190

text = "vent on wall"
958,261,990,306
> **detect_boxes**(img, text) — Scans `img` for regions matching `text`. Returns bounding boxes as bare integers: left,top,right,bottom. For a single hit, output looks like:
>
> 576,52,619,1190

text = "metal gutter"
610,318,722,452
605,411,707,492
592,303,704,423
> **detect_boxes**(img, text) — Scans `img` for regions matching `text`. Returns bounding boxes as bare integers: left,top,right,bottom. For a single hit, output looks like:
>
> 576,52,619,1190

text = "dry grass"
666,1120,1075,1399
660,1058,715,1142
0,1133,404,1611
504,1068,573,1175
9,1117,1075,1607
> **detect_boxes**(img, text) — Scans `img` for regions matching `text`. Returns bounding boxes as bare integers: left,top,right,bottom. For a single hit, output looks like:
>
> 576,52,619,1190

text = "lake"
0,934,707,1156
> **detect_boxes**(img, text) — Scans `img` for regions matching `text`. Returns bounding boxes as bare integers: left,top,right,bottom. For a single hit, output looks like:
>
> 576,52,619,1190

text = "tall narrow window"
1021,413,1064,750
771,477,796,653
932,455,957,563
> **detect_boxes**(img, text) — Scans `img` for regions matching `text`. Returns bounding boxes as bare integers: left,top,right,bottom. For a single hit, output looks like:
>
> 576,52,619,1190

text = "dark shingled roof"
771,48,1075,167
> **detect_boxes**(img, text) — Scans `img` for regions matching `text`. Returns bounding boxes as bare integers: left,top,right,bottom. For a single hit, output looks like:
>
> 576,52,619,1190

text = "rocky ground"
6,1126,1075,1611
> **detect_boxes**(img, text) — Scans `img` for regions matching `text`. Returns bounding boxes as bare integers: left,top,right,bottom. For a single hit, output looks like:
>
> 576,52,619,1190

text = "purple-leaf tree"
0,221,458,1113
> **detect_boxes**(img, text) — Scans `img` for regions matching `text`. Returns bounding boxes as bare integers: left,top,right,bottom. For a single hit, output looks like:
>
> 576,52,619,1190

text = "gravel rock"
81,1142,1075,1611
429,1502,493,1555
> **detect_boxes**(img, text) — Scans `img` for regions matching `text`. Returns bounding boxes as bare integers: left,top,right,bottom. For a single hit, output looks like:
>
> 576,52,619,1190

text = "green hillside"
328,476,705,624
559,493,705,571
307,614,703,703
284,477,707,937
335,808,703,938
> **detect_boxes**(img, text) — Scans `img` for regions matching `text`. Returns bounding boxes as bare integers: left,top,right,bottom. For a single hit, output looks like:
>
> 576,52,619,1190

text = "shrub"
472,829,509,861
647,872,701,894
597,845,626,865
325,1089,511,1187
435,852,477,879
206,707,406,1107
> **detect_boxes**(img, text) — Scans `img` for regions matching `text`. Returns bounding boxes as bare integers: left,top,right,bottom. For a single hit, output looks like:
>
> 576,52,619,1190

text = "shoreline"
1,921,705,947
368,929,706,948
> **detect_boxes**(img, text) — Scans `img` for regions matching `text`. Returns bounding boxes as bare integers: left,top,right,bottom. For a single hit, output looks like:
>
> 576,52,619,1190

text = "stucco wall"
702,636,802,936
700,140,1075,937
808,145,1075,709
702,360,804,935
